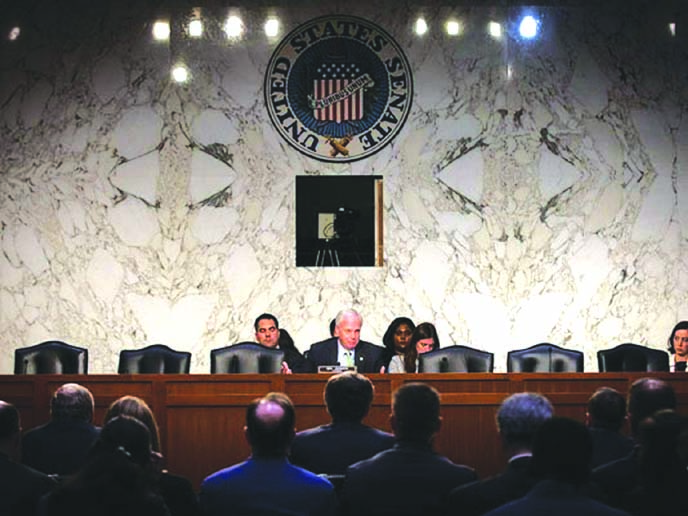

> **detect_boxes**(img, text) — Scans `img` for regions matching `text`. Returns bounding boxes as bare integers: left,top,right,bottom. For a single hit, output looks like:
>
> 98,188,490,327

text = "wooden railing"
2,372,687,489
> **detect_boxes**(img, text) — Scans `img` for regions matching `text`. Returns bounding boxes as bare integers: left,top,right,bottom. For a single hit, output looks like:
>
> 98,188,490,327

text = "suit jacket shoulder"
448,456,535,516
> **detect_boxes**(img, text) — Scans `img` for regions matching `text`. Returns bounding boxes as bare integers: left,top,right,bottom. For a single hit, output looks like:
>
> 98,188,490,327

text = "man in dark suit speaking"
306,309,385,374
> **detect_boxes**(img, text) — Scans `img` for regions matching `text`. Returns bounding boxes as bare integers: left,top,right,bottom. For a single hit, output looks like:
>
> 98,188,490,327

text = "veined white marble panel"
0,3,686,373
189,149,236,205
108,197,159,246
631,176,674,242
631,109,674,179
110,152,159,205
112,106,163,159
192,110,240,146
92,55,127,104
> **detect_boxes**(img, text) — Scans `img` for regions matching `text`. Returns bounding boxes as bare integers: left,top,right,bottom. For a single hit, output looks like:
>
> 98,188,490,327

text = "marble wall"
1,1,686,373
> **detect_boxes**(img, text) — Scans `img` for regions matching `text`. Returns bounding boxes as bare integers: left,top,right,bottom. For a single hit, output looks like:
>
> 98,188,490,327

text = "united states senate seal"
264,15,413,163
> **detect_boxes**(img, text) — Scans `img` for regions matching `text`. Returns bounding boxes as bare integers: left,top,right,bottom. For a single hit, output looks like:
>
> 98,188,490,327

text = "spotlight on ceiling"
415,18,428,36
265,18,279,37
519,15,539,39
224,16,243,38
488,21,502,39
152,21,170,41
446,20,460,36
188,19,203,38
172,65,189,83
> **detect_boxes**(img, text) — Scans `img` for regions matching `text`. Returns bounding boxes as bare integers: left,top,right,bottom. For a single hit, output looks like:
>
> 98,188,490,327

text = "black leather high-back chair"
418,345,494,373
597,343,670,372
14,340,88,374
118,344,191,374
507,343,584,372
210,342,285,373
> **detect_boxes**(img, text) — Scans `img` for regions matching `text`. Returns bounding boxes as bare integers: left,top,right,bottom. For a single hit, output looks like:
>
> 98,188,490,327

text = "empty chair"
15,340,88,374
507,343,584,373
210,342,285,373
418,345,494,373
118,344,191,374
597,343,670,372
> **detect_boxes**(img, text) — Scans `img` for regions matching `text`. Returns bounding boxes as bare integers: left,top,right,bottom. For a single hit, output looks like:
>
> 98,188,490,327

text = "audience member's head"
43,415,163,516
334,309,363,350
586,387,627,432
496,392,553,453
254,313,280,348
50,383,94,422
93,415,153,468
324,372,374,424
105,396,161,452
627,377,676,437
391,383,441,444
667,320,688,355
531,417,593,486
0,400,21,455
382,317,416,355
637,409,688,484
405,322,440,372
245,392,295,458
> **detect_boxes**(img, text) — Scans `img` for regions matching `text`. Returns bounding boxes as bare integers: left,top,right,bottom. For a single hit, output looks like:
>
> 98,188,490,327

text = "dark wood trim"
3,372,687,488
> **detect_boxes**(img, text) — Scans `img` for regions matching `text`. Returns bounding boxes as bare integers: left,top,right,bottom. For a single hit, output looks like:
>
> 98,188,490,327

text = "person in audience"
22,382,100,476
592,377,677,510
307,309,385,373
105,396,199,516
0,400,56,516
290,372,395,474
200,392,335,516
340,382,476,516
483,417,629,516
586,387,634,468
666,320,688,372
254,313,309,373
618,409,688,516
381,317,415,370
447,392,554,516
388,322,440,373
40,415,169,516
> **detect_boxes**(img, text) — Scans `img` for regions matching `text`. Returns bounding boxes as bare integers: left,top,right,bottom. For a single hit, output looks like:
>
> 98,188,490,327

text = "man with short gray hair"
22,383,100,476
447,392,554,516
306,309,385,373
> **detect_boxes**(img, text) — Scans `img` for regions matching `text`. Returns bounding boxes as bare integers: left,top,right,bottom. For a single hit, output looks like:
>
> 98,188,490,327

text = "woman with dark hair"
381,317,415,371
667,321,688,372
388,322,440,373
105,396,200,516
40,415,169,516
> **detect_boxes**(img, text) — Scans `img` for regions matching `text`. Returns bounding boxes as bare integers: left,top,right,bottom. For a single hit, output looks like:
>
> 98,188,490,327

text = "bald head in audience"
245,392,296,458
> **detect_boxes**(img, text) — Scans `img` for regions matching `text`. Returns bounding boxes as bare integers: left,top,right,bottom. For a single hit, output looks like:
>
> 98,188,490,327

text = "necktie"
345,351,354,367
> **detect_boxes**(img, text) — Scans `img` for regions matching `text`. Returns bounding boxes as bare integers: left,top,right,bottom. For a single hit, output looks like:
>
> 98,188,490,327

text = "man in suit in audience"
306,309,385,374
200,392,336,516
254,313,310,373
290,371,395,474
446,392,554,516
341,382,476,516
483,417,629,516
22,382,100,476
591,377,677,510
0,400,56,516
586,387,634,469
